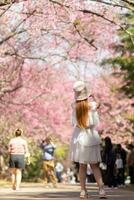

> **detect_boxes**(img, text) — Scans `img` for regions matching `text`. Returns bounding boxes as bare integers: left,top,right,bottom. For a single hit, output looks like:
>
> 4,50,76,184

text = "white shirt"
116,158,123,169
55,162,64,172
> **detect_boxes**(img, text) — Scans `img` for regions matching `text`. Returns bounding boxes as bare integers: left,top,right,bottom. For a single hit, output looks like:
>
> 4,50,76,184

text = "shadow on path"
0,183,134,200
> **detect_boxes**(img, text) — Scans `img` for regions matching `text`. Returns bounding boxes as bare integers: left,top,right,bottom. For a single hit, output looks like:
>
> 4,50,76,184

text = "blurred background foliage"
102,11,134,98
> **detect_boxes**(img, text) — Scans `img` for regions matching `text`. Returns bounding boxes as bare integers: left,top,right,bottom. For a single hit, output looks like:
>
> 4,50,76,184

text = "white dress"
70,101,102,164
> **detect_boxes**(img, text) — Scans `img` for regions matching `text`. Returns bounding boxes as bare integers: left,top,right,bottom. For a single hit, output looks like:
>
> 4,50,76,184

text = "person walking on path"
40,136,57,188
8,128,30,191
70,80,106,199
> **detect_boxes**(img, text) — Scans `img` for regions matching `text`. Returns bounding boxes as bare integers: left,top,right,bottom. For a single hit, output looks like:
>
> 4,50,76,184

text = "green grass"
0,180,11,187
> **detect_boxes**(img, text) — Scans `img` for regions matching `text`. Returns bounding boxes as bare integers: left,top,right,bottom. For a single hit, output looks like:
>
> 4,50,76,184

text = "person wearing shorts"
8,128,30,190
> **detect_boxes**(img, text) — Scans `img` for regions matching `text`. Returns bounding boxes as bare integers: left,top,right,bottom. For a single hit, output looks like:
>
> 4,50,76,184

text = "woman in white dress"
70,81,106,199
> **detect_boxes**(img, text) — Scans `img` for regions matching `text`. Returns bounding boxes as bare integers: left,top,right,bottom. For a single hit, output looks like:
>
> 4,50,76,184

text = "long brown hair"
76,99,89,128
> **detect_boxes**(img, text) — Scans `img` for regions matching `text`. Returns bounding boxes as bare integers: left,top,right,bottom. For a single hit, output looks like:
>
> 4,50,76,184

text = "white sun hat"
73,80,90,101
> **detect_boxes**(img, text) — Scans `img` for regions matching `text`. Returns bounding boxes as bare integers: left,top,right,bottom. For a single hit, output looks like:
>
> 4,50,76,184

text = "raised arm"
89,101,100,128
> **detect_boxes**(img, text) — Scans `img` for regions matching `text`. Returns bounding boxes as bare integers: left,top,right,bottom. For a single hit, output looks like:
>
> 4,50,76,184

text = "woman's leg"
79,163,87,191
90,163,104,188
90,163,106,198
10,168,16,190
15,169,22,190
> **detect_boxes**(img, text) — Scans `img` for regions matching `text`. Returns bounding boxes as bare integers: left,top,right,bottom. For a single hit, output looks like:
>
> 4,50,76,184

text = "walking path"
0,183,133,200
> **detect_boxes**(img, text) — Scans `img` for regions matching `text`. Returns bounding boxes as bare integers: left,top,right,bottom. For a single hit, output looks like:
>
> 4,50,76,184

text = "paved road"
0,183,133,200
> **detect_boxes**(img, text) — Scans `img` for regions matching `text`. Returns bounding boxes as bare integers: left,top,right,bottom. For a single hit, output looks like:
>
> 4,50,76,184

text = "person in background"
55,161,64,183
102,137,117,188
115,153,123,186
40,136,57,188
73,162,79,183
70,81,106,199
115,144,127,185
8,128,30,191
127,144,134,184
86,164,95,183
0,146,6,174
67,167,75,184
100,141,107,185
61,170,68,183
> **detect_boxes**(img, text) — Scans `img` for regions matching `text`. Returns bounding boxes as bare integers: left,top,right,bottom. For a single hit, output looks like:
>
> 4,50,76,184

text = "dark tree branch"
90,0,134,10
0,62,23,99
48,0,134,46
5,51,47,62
73,23,97,50
0,3,12,17
121,0,134,7
78,9,134,45
0,30,26,45
49,0,69,8
0,0,15,7
0,9,36,46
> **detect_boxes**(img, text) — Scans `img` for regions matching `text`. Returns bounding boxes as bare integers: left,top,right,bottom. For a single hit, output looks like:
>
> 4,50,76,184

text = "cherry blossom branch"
0,64,23,99
0,9,36,46
0,30,26,45
1,92,47,105
49,0,134,46
0,0,15,7
5,50,48,62
90,0,134,11
121,0,134,7
0,3,12,17
79,9,134,45
73,22,97,50
49,0,69,8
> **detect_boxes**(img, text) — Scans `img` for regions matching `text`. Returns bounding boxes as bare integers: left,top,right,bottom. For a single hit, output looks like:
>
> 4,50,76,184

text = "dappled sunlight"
0,183,134,199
